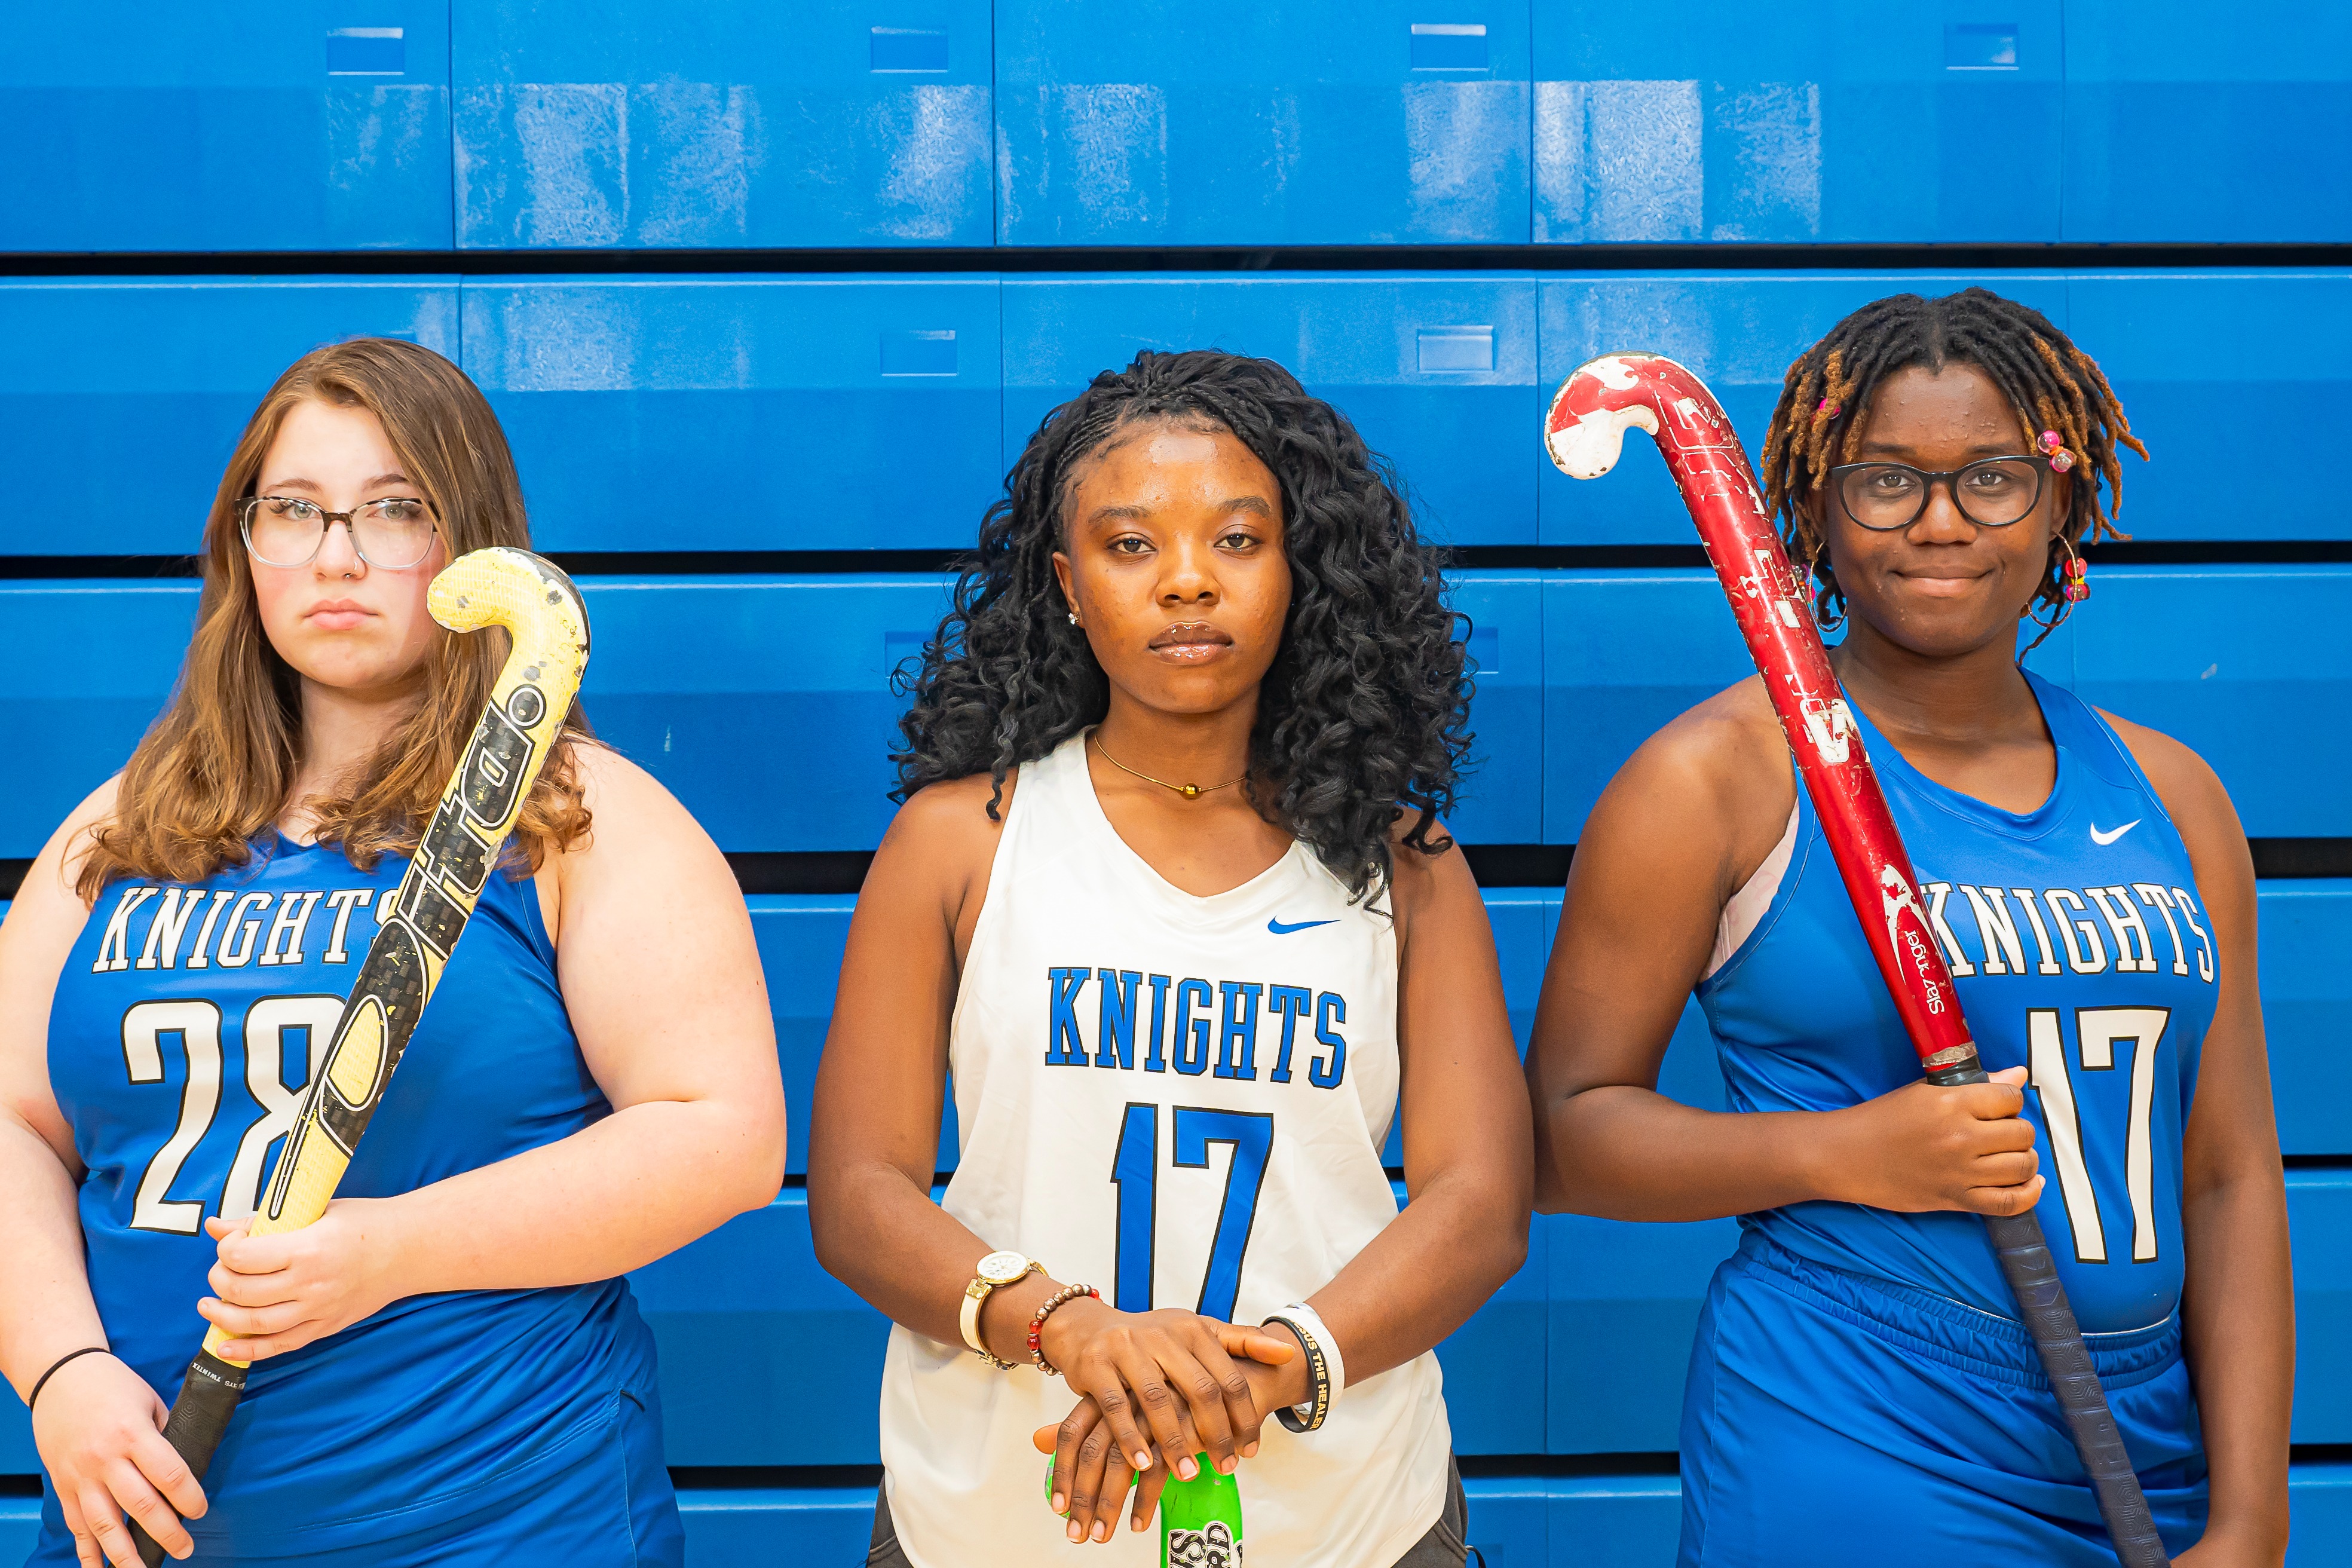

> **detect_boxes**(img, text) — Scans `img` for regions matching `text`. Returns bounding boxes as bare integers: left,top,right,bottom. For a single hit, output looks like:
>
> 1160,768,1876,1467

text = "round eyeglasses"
240,495,439,569
1827,458,2047,532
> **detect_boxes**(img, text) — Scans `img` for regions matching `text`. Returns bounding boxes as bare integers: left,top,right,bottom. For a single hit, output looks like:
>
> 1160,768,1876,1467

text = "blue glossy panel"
0,584,200,858
678,1485,875,1561
1451,577,1544,840
0,280,461,557
459,278,1004,551
1003,276,1541,546
2066,273,2352,543
1534,273,2072,546
996,1,1530,246
2067,568,2352,840
2063,1,2352,243
2294,1465,2352,1567
452,0,991,249
1539,572,1748,843
2292,1172,2352,1444
575,575,955,853
0,5,451,252
2261,881,2352,1157
1438,1219,1551,1454
0,1497,36,1558
1545,1211,1738,1453
1531,2,2061,244
627,1192,889,1466
0,1399,29,1474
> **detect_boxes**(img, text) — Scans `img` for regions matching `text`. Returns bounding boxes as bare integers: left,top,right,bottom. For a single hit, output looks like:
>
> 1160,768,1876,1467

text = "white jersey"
878,731,1451,1567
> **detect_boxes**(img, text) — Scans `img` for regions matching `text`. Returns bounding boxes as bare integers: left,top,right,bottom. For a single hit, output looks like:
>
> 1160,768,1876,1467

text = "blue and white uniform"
877,732,1453,1568
1681,672,2217,1564
36,835,681,1566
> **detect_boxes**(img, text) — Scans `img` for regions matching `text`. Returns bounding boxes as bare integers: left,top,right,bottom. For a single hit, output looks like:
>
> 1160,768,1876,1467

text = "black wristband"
1262,1314,1332,1433
27,1347,109,1413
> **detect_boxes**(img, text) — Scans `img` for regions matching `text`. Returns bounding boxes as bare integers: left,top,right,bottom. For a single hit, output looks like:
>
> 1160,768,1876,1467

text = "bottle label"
1166,1520,1239,1567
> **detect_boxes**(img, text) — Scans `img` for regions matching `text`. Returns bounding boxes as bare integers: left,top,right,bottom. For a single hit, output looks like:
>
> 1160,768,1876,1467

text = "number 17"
1110,1104,1275,1322
2028,1006,2170,1266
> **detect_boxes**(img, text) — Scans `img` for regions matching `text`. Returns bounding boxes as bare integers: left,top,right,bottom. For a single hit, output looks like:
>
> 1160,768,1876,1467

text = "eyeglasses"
1827,458,2048,532
240,495,439,569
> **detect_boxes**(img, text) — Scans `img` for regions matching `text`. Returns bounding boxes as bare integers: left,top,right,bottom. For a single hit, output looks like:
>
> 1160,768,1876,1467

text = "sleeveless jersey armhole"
1701,766,1815,994
2027,670,2182,834
947,762,1031,1031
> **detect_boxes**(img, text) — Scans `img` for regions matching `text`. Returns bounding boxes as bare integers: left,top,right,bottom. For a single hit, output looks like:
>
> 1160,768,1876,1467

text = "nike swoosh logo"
1267,918,1337,935
2090,819,2142,846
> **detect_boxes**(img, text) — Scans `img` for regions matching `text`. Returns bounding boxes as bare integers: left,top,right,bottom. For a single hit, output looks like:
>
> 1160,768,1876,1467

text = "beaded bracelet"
1028,1284,1099,1376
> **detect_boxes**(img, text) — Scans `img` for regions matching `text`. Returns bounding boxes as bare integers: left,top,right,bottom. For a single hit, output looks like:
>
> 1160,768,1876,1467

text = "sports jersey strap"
2023,670,2177,828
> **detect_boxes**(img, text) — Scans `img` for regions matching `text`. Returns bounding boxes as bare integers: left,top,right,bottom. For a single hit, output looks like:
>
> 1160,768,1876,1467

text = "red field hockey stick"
1544,353,2167,1568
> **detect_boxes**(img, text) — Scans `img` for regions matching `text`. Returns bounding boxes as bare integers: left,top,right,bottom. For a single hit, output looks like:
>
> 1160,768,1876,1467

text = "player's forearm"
0,1112,110,1398
808,1156,1037,1352
2180,1165,2293,1559
372,1097,784,1296
1308,1161,1527,1386
1540,1084,1837,1220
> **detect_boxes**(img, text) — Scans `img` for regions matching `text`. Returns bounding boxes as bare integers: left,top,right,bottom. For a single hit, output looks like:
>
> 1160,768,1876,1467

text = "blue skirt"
1678,1230,2209,1566
35,1386,682,1566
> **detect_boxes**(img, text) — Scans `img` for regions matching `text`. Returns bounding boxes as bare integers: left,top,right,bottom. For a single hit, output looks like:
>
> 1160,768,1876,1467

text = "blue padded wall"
451,0,994,249
2063,0,2352,243
1002,275,1541,546
460,277,1005,552
1530,2,2063,246
0,280,460,556
0,6,453,253
994,1,1532,247
8,569,2349,855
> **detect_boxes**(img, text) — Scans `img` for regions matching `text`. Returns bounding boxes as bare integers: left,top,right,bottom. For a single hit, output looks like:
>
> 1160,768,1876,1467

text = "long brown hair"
78,338,592,901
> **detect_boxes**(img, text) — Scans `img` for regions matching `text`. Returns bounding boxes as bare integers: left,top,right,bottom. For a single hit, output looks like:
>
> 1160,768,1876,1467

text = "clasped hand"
198,1196,403,1362
1024,1299,1306,1545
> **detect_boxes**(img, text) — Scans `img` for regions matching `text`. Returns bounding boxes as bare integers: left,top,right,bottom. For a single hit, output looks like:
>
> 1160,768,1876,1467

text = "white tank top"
877,731,1453,1567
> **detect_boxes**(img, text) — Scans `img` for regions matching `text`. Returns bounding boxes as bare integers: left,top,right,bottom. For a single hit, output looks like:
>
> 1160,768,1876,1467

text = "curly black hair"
1759,286,2148,646
890,349,1474,902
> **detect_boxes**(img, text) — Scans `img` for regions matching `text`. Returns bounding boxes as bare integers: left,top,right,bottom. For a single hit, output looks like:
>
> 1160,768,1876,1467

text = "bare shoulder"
1385,808,1475,924
1601,675,1792,845
19,774,124,914
881,770,1018,861
2094,709,2249,872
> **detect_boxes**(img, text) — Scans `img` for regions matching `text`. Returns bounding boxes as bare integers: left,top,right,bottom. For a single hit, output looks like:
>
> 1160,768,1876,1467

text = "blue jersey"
39,835,672,1561
1699,672,2218,1334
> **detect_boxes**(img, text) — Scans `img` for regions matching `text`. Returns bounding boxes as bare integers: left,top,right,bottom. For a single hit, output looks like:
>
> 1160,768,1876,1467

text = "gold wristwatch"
960,1250,1040,1370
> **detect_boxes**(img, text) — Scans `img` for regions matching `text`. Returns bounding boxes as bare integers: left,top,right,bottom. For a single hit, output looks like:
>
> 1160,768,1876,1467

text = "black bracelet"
1262,1315,1332,1433
27,1347,109,1413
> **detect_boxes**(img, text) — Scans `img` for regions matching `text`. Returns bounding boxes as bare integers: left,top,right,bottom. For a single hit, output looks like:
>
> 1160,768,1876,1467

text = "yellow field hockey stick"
132,547,590,1565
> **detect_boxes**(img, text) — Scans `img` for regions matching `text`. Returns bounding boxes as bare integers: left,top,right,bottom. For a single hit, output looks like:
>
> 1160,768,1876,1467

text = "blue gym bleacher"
3,4,2348,1561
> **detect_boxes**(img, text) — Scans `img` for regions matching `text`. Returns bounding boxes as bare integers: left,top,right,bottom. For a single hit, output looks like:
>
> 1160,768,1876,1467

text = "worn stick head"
427,546,591,662
1542,353,1680,480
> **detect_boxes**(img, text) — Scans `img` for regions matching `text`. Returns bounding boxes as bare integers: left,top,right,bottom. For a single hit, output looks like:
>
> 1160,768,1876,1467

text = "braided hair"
891,349,1473,902
1758,287,2148,638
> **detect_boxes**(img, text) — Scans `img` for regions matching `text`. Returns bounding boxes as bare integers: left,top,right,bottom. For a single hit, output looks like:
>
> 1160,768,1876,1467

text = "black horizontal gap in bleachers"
2293,1443,2352,1464
0,1475,37,1497
5,242,2351,280
2282,1156,2352,1171
9,543,2352,585
2250,841,2352,878
728,852,874,896
670,1463,882,1492
1461,845,1575,888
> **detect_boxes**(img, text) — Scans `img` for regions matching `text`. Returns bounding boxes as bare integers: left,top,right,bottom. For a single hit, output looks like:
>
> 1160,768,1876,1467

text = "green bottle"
1156,1456,1244,1567
1042,1453,1244,1566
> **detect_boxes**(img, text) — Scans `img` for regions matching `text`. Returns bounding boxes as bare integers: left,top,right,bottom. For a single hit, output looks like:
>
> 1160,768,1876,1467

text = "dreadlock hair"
890,349,1473,904
1759,287,2148,644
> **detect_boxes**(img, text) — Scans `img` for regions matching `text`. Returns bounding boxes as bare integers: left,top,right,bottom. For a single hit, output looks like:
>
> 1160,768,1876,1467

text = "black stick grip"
128,1351,247,1567
1930,1062,2169,1567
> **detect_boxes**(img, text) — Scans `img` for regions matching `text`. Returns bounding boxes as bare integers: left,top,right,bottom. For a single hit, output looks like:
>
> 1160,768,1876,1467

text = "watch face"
978,1250,1031,1285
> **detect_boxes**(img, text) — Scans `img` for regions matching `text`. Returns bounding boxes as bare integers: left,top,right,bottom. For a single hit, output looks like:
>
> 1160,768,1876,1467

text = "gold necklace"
1091,732,1246,801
